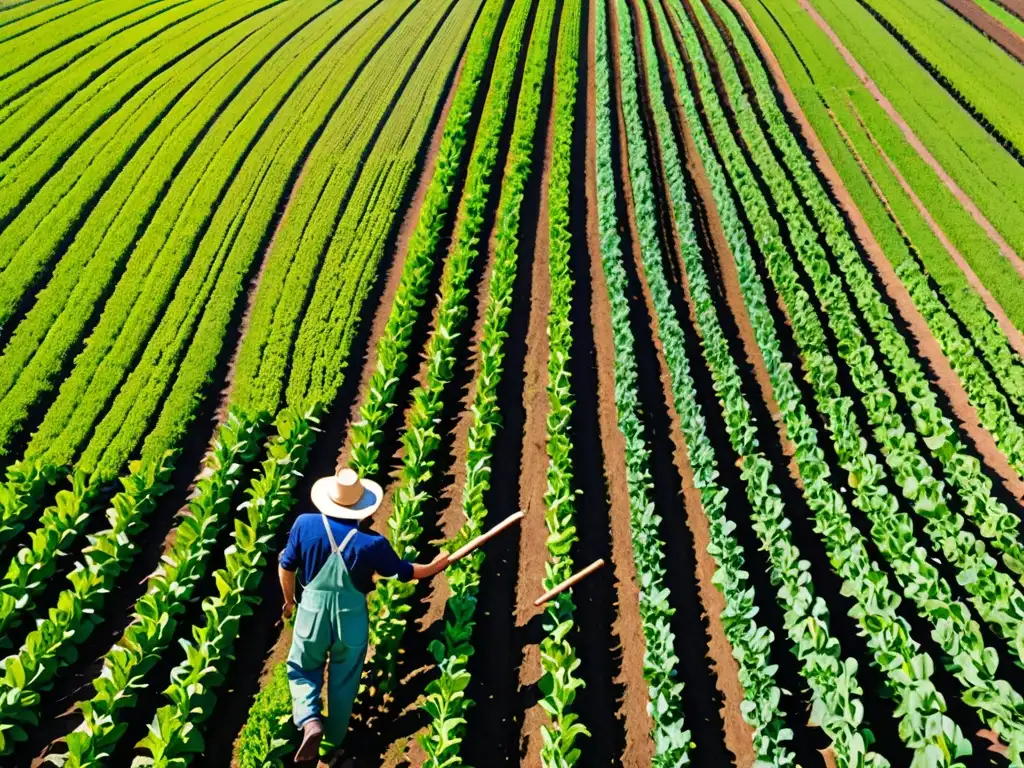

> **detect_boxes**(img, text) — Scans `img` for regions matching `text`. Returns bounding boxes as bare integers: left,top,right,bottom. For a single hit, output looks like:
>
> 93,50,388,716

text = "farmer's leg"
323,643,367,745
287,620,330,728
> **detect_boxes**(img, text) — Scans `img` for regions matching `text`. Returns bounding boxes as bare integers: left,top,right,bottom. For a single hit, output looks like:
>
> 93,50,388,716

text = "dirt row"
947,0,1024,63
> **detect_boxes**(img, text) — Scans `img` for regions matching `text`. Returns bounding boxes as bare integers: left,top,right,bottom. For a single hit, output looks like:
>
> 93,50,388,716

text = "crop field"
0,0,1022,764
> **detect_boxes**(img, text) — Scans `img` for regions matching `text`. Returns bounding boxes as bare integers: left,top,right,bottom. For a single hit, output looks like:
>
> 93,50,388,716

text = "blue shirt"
279,513,414,594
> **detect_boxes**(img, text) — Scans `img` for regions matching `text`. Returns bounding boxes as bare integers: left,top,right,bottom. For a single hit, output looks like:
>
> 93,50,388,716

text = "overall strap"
321,514,341,553
338,527,359,555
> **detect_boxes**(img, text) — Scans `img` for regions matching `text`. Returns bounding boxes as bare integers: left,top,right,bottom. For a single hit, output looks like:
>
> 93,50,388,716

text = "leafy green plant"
0,458,60,549
131,406,317,768
0,451,175,756
51,410,265,768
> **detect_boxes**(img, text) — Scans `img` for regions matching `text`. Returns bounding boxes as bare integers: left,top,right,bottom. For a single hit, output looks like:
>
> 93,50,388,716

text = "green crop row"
286,0,483,410
852,0,1024,159
594,0,689,762
0,469,102,645
418,0,555,762
0,0,315,326
51,411,265,768
75,0,445,473
693,0,1024,756
339,0,506,478
972,0,1024,37
668,0,1023,758
1,0,385,469
0,450,175,756
730,0,1024,405
132,407,316,768
801,0,1024,259
662,0,972,761
0,457,58,549
234,0,478,415
0,0,256,202
355,0,533,692
693,0,1024,653
622,0,811,763
536,0,586,763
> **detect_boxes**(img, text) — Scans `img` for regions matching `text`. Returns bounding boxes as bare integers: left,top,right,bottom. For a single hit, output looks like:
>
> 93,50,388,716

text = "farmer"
278,467,450,764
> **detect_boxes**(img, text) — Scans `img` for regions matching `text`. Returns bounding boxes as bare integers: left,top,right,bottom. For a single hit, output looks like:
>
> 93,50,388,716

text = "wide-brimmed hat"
311,468,383,521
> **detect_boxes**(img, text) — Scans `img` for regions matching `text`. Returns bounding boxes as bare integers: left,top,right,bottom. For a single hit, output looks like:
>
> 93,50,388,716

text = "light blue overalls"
288,516,369,748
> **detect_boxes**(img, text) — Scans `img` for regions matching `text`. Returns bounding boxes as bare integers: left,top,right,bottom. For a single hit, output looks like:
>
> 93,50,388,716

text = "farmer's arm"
278,520,302,617
373,538,449,582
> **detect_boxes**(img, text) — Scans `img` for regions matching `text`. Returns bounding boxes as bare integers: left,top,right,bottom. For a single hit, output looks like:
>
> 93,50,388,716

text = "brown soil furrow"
723,0,1024,501
794,0,1024,280
837,99,1024,362
514,50,554,768
944,0,1024,64
586,0,655,762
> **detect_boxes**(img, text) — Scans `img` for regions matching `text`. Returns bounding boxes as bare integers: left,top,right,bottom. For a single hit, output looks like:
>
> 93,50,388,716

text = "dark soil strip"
584,0,655,761
947,0,1024,65
852,0,1024,158
661,0,917,760
553,0,631,761
606,0,737,762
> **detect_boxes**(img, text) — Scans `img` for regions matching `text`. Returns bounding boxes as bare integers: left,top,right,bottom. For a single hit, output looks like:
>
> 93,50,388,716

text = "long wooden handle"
534,559,606,607
446,511,524,564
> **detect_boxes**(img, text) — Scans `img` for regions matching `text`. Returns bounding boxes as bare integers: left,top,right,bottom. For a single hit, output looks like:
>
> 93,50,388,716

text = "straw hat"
311,468,383,521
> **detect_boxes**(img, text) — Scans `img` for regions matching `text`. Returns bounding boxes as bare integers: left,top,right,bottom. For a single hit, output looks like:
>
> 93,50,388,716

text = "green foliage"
49,410,265,768
0,469,103,647
234,661,294,768
592,0,689,762
131,407,317,768
360,0,538,693
0,458,59,550
417,0,556,763
0,451,176,756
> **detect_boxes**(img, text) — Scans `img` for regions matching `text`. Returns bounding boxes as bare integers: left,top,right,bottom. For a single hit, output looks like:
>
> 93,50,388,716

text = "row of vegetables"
666,0,1024,760
536,0,588,763
616,0,800,764
419,0,556,761
592,0,691,763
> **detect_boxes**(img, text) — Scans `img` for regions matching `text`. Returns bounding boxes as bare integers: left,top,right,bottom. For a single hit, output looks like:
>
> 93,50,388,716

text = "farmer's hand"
282,599,296,621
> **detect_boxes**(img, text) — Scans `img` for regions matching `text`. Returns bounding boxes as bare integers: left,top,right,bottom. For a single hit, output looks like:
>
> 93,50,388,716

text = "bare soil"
993,0,1024,20
793,0,1024,280
725,0,1024,501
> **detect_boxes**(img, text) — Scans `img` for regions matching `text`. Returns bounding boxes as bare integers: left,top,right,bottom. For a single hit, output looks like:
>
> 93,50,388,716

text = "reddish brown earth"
945,0,1024,63
724,0,1024,501
793,0,1024,281
835,100,1024,362
515,65,556,768
585,1,656,762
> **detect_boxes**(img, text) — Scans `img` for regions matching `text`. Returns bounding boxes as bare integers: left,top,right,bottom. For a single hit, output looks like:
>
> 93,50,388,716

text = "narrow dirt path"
992,0,1024,22
514,59,555,768
795,0,1024,279
586,3,655,762
837,100,1024,361
722,0,1024,501
944,0,1024,63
